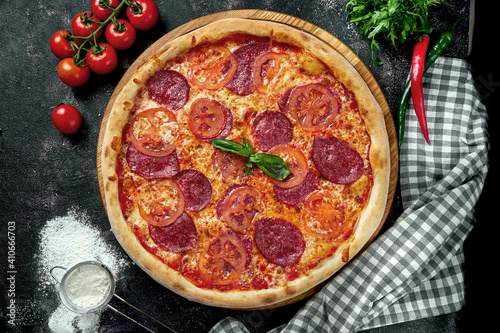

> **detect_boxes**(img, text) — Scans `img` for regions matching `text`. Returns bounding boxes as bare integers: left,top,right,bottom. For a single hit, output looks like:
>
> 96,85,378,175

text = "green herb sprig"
211,138,291,181
346,0,447,63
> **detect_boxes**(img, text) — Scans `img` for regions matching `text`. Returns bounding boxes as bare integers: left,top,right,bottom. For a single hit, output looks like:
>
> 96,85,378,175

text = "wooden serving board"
96,10,399,309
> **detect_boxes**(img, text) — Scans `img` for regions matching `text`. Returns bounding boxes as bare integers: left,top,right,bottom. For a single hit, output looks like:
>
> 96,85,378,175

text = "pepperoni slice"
173,169,212,212
129,108,179,157
287,83,340,132
251,111,293,152
303,191,346,239
188,98,228,140
254,218,305,267
253,52,290,94
126,144,179,179
187,44,237,90
268,145,308,189
149,212,197,253
218,184,265,233
225,42,271,96
311,136,364,185
198,234,247,286
273,171,319,207
138,179,185,227
145,70,190,111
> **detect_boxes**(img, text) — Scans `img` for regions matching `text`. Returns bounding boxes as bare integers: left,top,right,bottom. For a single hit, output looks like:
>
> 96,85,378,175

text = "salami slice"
273,171,319,207
311,136,364,185
145,69,190,111
254,218,305,266
173,169,212,212
251,111,293,152
126,144,179,179
149,212,197,253
225,42,271,96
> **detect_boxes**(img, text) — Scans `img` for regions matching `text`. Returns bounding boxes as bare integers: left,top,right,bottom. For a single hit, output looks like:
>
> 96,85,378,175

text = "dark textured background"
1,0,497,332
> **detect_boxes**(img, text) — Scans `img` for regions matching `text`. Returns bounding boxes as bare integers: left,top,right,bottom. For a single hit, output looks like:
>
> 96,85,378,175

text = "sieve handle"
107,304,156,333
49,266,67,283
112,294,178,333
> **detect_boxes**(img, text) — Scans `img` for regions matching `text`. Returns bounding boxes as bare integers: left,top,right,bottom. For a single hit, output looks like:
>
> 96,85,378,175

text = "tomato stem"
72,0,139,66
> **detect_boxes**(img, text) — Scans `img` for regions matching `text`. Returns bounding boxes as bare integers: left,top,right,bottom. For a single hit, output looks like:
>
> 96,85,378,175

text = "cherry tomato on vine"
52,104,82,134
126,0,159,31
49,31,80,59
86,43,118,75
72,12,102,38
57,58,91,86
91,0,121,21
105,19,137,50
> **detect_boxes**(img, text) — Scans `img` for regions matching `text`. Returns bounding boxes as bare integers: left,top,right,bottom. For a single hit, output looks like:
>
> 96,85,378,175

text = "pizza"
100,18,390,309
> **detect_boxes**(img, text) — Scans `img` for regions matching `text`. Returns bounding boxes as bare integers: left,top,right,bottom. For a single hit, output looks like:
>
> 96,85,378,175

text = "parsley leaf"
346,0,447,63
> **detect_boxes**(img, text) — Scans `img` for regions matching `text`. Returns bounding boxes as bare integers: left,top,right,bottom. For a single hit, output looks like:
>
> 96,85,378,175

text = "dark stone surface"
0,0,495,332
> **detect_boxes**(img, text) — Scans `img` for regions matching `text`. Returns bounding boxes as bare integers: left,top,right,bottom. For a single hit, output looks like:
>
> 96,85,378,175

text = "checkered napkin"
210,57,489,332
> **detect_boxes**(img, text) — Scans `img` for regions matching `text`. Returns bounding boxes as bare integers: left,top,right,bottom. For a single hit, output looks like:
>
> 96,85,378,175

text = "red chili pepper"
411,34,431,144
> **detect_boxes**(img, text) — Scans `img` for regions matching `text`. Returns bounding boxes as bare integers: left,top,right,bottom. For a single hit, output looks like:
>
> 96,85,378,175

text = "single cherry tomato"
91,0,121,21
72,12,102,38
129,108,179,157
268,144,308,189
138,179,185,226
52,104,82,134
49,31,80,59
288,83,340,132
126,0,159,31
86,43,118,75
198,234,247,286
254,52,290,93
187,44,237,90
57,58,91,87
188,98,227,139
222,185,265,233
105,19,137,50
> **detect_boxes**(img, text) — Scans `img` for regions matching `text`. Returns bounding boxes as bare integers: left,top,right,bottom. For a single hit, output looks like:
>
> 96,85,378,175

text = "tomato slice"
198,234,247,286
188,98,227,140
129,108,179,157
288,83,340,132
221,185,264,233
212,137,247,181
138,179,185,227
187,44,237,90
268,144,308,188
253,52,290,94
303,191,345,239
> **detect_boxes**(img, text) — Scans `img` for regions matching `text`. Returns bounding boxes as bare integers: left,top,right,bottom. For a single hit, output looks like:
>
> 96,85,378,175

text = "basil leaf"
242,137,254,156
249,153,291,181
210,138,291,181
210,139,253,157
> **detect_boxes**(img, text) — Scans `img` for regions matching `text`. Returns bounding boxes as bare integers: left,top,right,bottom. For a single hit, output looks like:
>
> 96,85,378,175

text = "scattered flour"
37,207,129,332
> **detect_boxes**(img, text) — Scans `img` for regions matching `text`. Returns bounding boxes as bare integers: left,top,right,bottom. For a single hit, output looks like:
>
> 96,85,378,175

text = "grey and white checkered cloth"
210,57,489,332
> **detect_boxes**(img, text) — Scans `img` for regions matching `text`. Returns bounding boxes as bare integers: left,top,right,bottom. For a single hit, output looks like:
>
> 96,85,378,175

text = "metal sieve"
50,261,177,333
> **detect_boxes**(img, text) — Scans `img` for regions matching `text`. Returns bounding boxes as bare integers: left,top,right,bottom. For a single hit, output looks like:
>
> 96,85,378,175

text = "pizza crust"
101,18,390,309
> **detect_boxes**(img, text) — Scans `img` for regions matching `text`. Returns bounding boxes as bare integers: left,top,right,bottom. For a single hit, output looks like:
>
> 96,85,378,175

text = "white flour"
64,264,111,309
37,207,129,332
